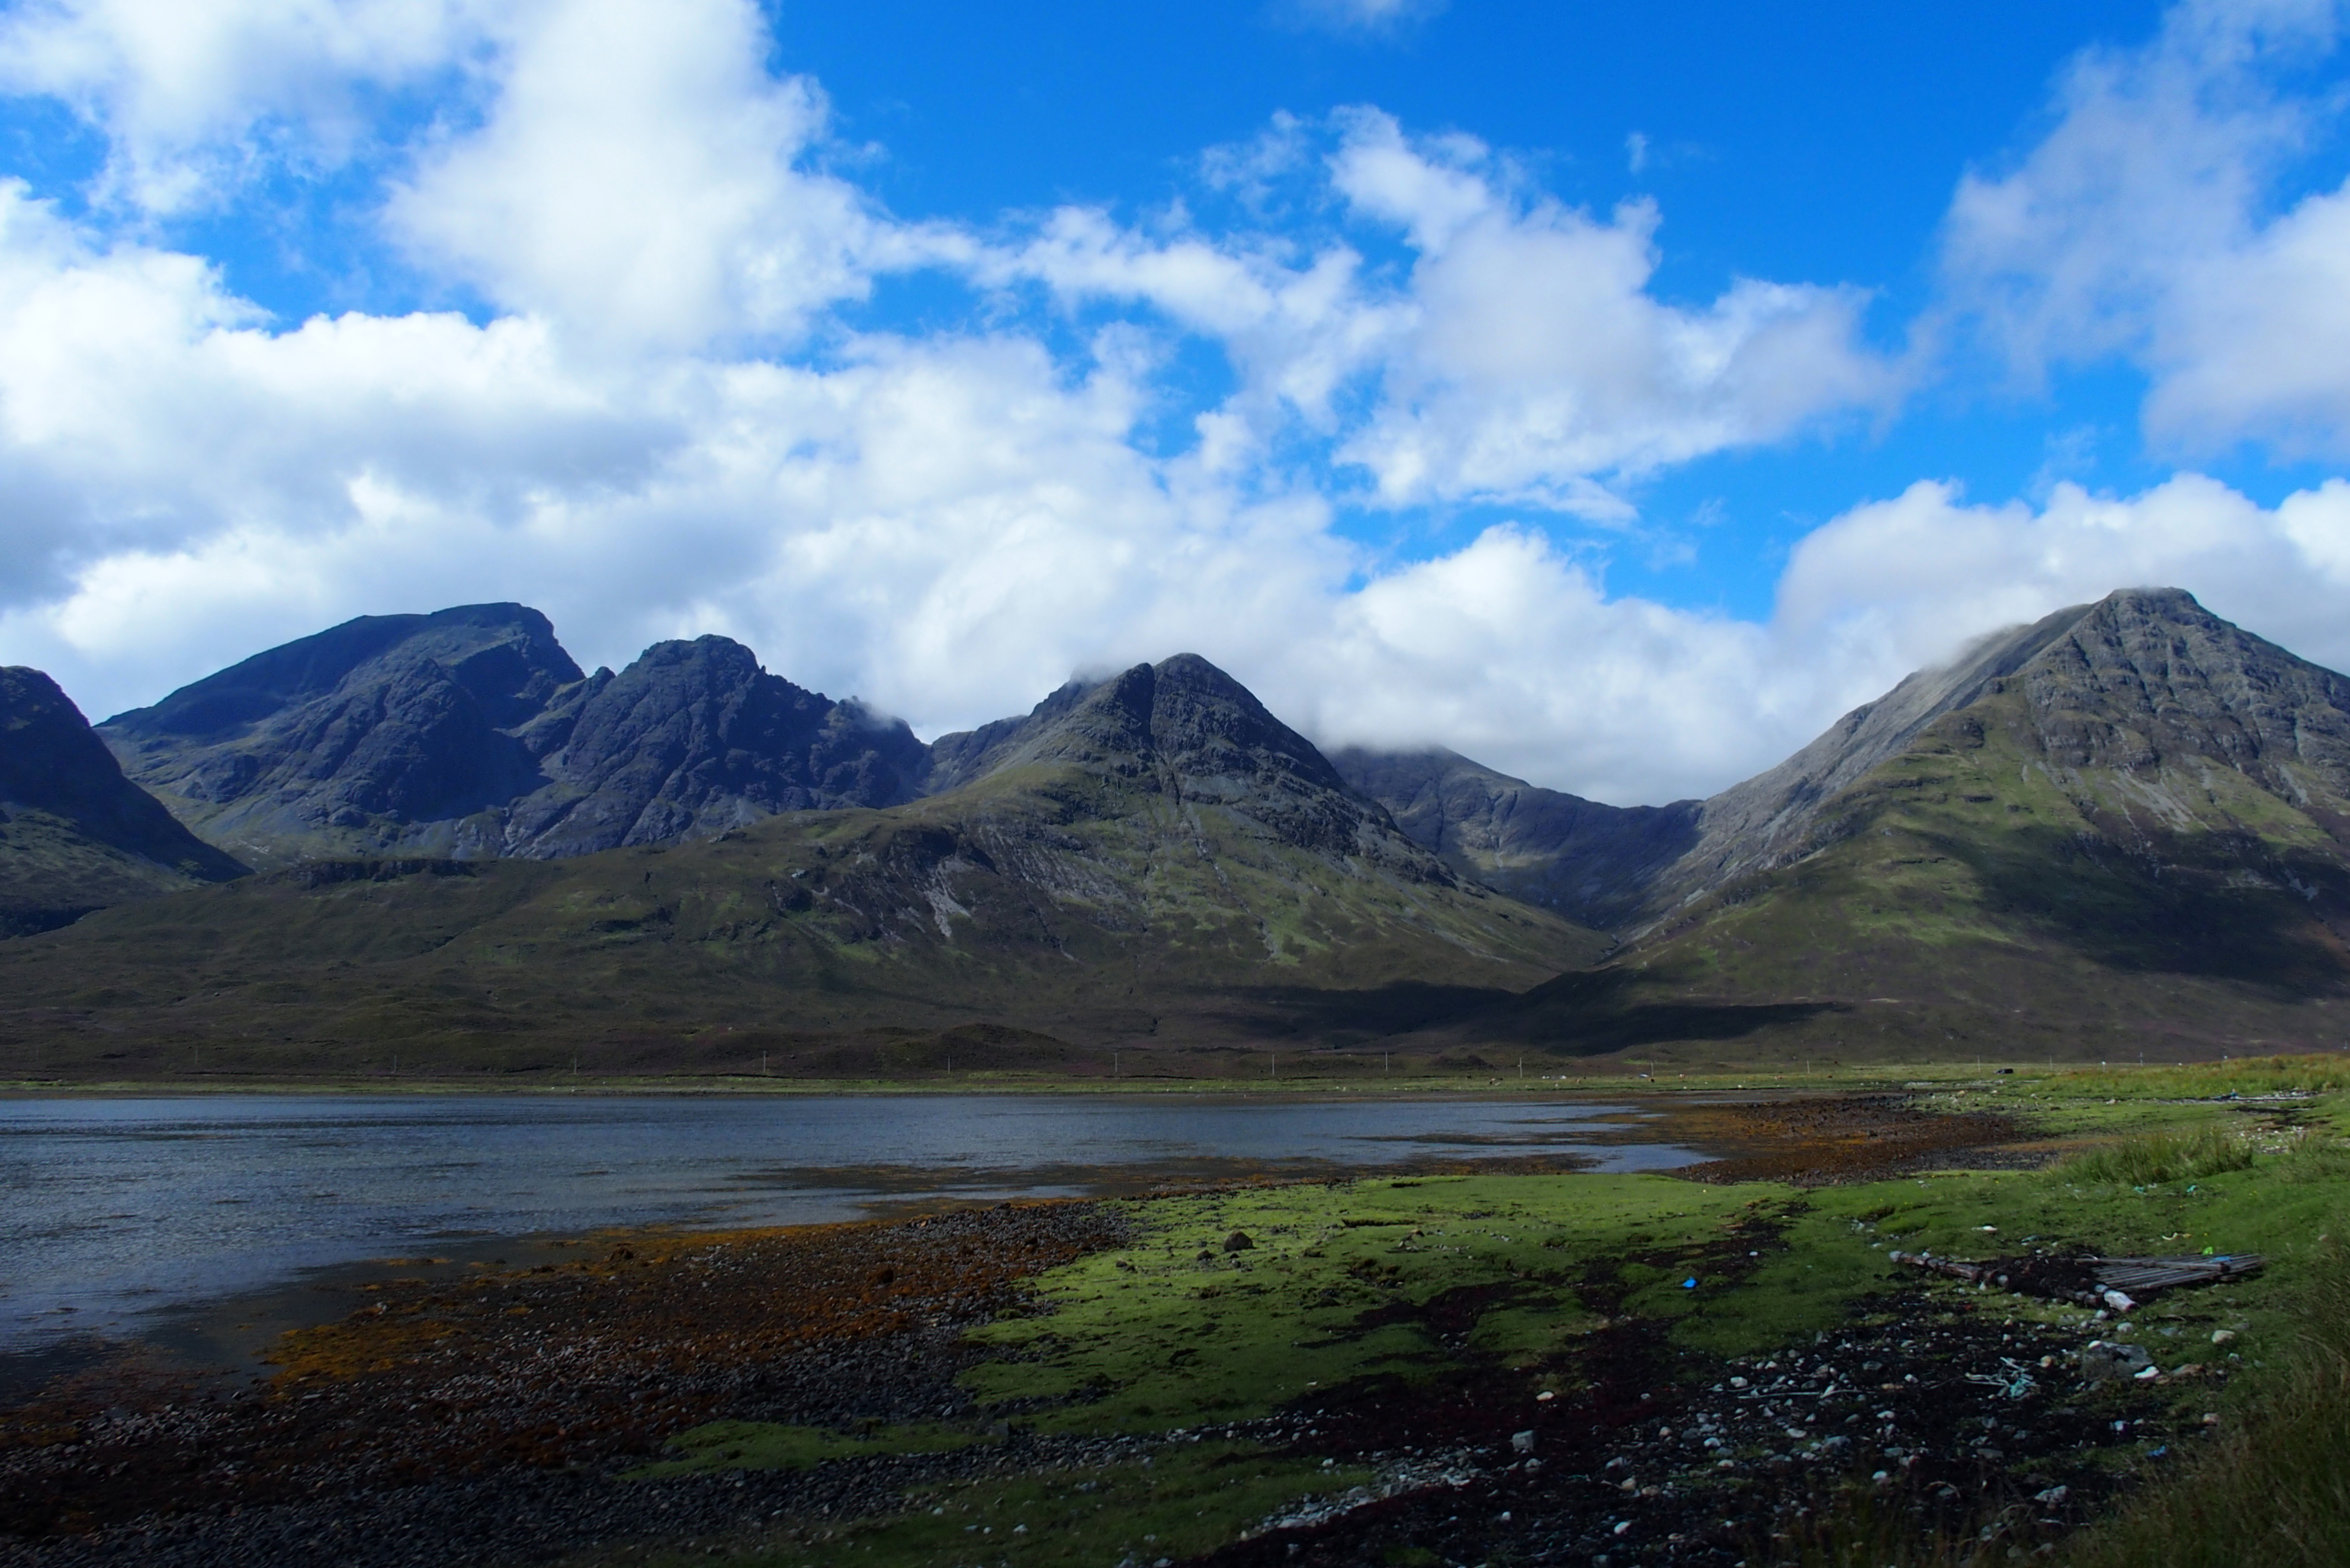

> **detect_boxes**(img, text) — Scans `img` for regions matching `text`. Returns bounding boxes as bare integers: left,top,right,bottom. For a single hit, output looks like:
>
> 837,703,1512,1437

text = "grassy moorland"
0,775,1606,1085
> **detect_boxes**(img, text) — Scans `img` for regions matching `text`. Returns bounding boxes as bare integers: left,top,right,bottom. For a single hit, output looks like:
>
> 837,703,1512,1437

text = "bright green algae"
959,1172,1780,1429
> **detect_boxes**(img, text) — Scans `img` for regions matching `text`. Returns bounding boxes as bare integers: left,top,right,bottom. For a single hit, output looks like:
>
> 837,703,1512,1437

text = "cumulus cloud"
7,0,2350,817
1001,110,1902,517
1943,0,2350,455
0,0,497,211
1777,471,2350,689
387,0,914,353
1330,115,1898,513
12,171,2346,809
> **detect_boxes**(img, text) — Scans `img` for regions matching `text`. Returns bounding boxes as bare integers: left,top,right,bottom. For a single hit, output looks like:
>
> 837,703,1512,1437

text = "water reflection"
0,1093,1698,1352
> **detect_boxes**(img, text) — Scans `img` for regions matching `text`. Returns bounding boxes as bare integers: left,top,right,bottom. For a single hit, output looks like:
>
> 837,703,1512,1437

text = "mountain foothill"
5,586,2348,1079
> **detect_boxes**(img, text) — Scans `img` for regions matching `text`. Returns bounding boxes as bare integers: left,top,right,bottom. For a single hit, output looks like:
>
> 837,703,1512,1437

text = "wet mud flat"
0,1094,2218,1567
0,1205,1132,1565
1665,1094,2034,1185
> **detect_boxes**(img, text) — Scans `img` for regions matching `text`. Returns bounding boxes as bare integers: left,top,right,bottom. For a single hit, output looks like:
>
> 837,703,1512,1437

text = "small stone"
2080,1342,2153,1382
1222,1230,1254,1253
2210,1328,2237,1345
1511,1430,1536,1454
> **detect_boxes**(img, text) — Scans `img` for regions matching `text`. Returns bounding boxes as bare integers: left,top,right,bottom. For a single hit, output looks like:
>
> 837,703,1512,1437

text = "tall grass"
1777,1492,2054,1567
2054,1127,2257,1187
2059,1231,2350,1568
2056,1053,2350,1100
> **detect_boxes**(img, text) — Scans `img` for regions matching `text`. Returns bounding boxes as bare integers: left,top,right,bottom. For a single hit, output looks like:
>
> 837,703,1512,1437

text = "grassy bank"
512,1058,2348,1567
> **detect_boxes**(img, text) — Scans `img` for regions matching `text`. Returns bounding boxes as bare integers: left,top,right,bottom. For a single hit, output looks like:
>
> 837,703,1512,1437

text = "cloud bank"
0,0,2348,808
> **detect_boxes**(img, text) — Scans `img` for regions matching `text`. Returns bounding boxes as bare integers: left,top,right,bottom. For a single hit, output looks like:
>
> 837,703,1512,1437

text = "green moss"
630,1419,980,1478
656,1440,1370,1568
958,1174,1778,1433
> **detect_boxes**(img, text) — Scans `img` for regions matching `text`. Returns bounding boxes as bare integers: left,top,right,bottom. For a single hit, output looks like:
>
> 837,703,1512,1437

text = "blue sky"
2,0,2349,804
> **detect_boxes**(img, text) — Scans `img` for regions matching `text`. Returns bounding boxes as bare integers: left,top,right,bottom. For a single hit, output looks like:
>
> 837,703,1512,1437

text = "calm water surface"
1,1093,1697,1354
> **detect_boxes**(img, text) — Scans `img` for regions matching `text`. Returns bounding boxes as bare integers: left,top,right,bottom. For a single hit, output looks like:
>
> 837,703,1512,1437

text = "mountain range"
4,586,2348,1076
97,603,932,867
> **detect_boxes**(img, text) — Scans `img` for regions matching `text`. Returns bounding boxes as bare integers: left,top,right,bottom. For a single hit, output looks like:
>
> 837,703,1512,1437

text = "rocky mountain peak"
926,653,1446,876
1144,653,1353,798
105,603,582,741
97,610,927,866
504,634,929,857
2011,587,2350,793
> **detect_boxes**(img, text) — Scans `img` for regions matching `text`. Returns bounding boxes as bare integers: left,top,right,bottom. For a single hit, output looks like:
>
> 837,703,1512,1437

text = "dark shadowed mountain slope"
99,604,589,866
1327,747,1699,930
1,654,1607,1078
98,606,927,867
1,667,246,937
502,635,930,857
1431,589,2350,1061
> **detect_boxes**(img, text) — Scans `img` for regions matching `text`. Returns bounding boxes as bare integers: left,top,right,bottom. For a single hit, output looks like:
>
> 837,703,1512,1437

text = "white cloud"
8,0,2350,820
0,170,1349,738
1329,113,1900,513
17,165,2343,808
1000,110,1901,518
387,0,908,353
1276,528,1790,805
0,0,496,211
1777,471,2350,687
1943,0,2350,455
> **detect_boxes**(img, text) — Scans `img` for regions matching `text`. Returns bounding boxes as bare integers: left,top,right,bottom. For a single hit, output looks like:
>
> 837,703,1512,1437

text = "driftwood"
2089,1257,2264,1293
1888,1250,2263,1310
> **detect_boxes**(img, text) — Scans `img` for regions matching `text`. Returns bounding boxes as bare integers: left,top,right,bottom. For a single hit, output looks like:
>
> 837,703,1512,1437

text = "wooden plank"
1887,1251,2262,1308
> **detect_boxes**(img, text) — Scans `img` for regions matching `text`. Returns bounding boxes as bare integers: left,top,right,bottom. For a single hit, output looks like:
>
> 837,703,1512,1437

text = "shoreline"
0,1079,2230,1567
0,1058,2082,1098
0,1093,2030,1388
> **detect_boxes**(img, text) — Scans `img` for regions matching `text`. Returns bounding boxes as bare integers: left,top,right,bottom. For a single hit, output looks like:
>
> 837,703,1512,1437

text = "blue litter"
1681,1277,1698,1290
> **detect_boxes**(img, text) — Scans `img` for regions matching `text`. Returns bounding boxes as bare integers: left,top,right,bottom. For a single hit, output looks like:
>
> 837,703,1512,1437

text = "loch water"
1,1092,1700,1361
